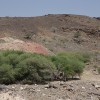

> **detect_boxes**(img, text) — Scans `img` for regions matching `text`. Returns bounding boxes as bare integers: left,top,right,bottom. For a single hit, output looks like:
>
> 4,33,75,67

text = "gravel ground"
0,80,100,100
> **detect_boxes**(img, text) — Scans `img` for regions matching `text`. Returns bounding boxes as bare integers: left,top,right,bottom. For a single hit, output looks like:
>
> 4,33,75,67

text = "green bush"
0,50,57,84
15,57,56,83
0,64,15,84
50,52,88,80
0,50,90,84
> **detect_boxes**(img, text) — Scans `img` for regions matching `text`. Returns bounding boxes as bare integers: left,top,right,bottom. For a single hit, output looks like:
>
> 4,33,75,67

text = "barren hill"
0,14,100,53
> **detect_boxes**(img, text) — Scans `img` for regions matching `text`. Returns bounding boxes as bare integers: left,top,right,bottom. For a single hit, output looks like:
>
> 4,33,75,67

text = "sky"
0,0,100,17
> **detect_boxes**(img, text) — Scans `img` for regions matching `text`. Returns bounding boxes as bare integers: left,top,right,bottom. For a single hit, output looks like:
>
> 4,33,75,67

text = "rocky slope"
0,14,100,53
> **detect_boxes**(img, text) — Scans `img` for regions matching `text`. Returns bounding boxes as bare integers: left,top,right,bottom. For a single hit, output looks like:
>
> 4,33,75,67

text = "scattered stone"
20,87,24,90
0,81,100,100
92,83,100,89
34,84,37,86
60,81,65,85
12,86,15,89
37,89,41,92
67,88,73,92
48,95,51,97
57,98,63,100
44,87,47,90
45,83,58,89
82,86,85,89
95,85,100,88
42,93,46,96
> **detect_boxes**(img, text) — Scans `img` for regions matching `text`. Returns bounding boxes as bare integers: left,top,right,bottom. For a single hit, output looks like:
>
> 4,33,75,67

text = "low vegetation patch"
50,52,90,80
0,50,90,84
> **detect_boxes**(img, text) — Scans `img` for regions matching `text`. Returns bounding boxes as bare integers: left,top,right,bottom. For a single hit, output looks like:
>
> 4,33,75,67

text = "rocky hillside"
0,14,100,53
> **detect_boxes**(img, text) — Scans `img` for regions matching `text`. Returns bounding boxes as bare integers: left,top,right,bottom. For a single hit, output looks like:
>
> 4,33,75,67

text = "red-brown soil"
0,37,50,55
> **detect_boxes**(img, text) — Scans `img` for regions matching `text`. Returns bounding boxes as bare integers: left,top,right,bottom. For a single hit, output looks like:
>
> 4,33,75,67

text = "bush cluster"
50,52,90,80
0,50,56,84
0,50,90,84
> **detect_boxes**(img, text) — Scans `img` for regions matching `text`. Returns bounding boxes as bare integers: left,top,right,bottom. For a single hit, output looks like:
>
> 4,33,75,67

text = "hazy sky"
0,0,100,17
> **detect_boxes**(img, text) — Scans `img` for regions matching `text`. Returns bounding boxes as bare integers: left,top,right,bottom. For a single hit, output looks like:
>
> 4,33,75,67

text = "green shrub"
80,53,91,63
0,64,15,84
0,50,90,84
15,57,56,83
7,54,19,67
58,52,90,63
0,50,57,84
50,52,87,79
17,53,32,61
